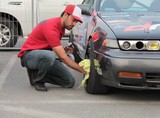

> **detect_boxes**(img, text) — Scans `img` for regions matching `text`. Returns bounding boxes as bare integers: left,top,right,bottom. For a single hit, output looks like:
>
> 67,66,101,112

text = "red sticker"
124,22,152,32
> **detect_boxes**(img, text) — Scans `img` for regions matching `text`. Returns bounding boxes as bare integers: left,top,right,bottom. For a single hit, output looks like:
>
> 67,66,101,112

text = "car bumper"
97,50,160,90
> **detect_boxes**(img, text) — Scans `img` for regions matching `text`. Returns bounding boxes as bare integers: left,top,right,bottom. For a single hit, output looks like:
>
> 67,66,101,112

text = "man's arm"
52,45,86,74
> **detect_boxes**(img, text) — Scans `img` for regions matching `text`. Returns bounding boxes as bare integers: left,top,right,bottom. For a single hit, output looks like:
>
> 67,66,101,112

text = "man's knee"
64,78,75,88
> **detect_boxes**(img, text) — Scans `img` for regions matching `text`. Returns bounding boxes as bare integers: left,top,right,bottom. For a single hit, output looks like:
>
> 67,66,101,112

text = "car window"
99,0,159,12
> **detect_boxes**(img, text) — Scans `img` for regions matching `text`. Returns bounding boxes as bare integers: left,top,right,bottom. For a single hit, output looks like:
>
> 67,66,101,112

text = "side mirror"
77,4,91,16
82,9,91,16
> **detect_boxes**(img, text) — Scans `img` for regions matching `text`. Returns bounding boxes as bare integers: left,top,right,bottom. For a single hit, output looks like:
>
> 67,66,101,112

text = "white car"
0,0,82,47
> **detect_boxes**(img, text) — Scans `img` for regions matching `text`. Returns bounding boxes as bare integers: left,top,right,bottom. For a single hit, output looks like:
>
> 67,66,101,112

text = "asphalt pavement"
1,39,160,118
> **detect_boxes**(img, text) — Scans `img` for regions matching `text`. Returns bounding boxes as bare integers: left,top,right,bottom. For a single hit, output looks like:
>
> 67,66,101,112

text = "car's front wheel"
85,39,109,94
0,17,18,47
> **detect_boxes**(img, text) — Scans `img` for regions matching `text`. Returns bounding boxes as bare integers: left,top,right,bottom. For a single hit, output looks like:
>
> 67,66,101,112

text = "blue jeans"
21,50,75,88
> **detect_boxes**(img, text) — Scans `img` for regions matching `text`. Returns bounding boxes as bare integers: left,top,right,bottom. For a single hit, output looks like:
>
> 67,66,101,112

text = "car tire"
0,17,18,47
85,39,109,94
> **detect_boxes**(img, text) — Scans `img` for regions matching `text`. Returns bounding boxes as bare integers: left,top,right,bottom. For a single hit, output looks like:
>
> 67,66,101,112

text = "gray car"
69,0,160,94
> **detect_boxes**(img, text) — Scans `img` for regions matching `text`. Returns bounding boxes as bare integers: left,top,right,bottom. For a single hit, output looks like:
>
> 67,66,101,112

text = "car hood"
100,12,160,39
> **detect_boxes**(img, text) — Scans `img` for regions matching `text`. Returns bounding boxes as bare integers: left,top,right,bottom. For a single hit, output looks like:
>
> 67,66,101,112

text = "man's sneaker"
34,82,47,91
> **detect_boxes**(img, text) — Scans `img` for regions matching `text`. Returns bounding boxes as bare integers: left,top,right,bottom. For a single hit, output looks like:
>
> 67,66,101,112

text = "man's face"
64,14,78,30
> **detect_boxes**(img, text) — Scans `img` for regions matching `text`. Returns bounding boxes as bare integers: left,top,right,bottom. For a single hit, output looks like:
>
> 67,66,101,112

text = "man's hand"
64,46,73,53
64,43,74,53
53,45,85,74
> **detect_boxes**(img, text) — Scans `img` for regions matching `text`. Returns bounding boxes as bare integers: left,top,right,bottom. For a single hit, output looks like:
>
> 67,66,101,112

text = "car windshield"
99,0,160,12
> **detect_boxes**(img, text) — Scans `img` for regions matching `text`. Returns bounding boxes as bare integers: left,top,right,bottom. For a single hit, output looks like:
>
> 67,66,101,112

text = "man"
18,4,86,91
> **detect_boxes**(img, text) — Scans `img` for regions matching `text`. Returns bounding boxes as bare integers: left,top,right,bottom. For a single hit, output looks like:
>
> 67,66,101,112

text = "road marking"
0,54,17,90
0,104,75,118
0,99,160,105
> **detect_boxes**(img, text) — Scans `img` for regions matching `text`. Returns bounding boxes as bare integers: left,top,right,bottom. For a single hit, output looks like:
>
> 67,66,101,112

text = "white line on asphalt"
0,99,160,105
0,105,75,118
0,55,17,90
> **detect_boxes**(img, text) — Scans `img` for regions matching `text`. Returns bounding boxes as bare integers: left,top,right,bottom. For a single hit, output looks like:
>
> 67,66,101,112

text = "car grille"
119,73,160,89
146,73,160,83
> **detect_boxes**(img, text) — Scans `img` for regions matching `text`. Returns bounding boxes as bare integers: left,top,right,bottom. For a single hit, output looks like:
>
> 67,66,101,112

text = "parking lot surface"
1,39,160,118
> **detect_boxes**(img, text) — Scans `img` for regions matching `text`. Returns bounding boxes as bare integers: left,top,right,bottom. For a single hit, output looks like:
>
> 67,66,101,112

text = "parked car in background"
0,0,82,47
69,0,160,94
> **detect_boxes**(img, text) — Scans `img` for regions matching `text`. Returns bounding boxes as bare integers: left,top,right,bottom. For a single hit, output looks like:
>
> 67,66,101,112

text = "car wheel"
85,39,109,94
0,17,18,47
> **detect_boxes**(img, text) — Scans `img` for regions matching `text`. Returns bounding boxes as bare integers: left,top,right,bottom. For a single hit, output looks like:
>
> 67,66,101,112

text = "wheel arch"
0,12,23,37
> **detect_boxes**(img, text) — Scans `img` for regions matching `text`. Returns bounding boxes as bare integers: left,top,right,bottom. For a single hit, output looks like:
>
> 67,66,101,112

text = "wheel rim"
0,24,11,46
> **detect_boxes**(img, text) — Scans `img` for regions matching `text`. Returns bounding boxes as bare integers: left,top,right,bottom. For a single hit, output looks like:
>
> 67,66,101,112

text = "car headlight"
102,37,119,48
92,32,119,48
146,41,160,50
122,41,131,50
119,40,160,50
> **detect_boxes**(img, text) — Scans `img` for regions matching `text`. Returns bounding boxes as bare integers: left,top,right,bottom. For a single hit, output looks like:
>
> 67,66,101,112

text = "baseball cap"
64,4,83,23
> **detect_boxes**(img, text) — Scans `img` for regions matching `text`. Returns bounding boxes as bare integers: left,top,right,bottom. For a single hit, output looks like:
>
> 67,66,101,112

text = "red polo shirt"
18,17,65,58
